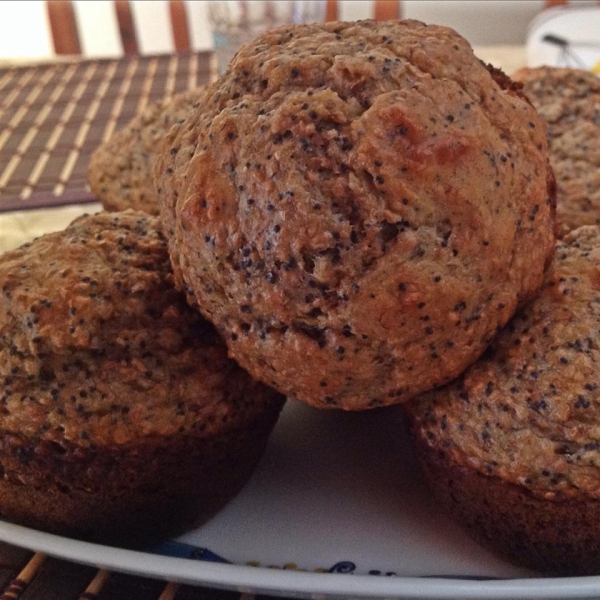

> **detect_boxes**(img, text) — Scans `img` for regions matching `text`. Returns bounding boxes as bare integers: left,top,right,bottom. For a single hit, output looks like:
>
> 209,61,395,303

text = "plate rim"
2,520,600,599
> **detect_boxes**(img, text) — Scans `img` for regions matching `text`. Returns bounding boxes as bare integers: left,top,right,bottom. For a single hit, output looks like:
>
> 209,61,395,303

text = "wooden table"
0,541,248,599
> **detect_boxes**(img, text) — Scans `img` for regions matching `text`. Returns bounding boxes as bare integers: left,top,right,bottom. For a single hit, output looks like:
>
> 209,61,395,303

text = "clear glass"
208,1,326,73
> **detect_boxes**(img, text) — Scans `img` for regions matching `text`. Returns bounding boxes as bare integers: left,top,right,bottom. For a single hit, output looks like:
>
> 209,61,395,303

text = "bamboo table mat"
0,541,270,600
0,52,214,213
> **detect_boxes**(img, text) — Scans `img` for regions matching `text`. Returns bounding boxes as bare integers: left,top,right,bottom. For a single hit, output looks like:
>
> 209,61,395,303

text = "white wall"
0,0,215,59
73,0,122,58
340,1,373,21
129,0,174,54
0,1,53,59
404,1,545,45
186,1,213,52
0,0,577,60
338,1,548,45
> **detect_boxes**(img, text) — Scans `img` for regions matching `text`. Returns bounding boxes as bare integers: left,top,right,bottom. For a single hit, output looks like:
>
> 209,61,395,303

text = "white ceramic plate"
2,402,600,599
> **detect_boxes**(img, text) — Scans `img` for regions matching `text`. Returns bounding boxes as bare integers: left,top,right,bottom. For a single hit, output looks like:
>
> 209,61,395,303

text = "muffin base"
0,402,282,547
413,439,600,576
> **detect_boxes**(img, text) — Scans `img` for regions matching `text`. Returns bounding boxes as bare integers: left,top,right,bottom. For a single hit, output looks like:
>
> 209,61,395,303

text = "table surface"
0,46,527,599
0,540,252,600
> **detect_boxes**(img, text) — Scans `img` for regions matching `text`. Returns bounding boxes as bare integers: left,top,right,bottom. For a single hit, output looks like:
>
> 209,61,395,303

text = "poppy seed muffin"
514,67,600,238
0,211,284,545
156,20,555,410
408,226,600,575
88,88,203,215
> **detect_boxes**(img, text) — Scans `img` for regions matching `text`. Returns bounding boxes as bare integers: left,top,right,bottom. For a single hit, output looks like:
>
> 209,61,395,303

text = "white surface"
3,402,600,598
73,1,122,58
473,45,526,76
0,1,53,60
186,0,214,51
130,0,175,55
526,6,600,69
179,402,526,579
0,204,102,255
403,1,544,45
339,0,374,22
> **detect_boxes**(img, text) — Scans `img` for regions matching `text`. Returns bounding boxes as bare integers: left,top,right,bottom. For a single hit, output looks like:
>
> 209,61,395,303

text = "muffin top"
515,67,600,238
409,226,600,500
0,211,281,447
88,89,203,215
156,20,555,410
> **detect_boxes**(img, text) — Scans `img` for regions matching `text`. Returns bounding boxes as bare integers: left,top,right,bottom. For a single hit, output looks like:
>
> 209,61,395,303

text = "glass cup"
208,1,326,73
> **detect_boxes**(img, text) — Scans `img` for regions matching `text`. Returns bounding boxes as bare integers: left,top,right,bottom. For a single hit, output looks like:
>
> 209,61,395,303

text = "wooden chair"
46,0,403,57
326,0,401,21
46,0,192,55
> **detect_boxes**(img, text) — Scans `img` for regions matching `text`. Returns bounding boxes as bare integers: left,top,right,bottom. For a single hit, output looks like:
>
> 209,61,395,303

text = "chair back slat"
114,0,139,55
325,0,338,22
46,1,81,55
374,1,401,20
43,1,410,60
169,0,191,52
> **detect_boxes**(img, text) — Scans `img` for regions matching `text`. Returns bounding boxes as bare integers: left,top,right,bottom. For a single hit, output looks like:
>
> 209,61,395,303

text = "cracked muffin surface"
156,20,555,410
88,88,204,215
408,226,600,573
515,67,600,238
0,210,284,543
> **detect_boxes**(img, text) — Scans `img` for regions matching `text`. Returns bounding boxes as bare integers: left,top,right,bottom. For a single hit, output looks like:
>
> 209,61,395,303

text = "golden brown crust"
408,225,600,573
88,89,203,215
514,67,600,238
0,210,281,445
156,20,555,410
0,210,284,542
412,438,600,575
409,226,600,500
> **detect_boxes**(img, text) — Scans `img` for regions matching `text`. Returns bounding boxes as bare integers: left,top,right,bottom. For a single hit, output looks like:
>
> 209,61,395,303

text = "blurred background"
0,0,598,61
0,0,598,252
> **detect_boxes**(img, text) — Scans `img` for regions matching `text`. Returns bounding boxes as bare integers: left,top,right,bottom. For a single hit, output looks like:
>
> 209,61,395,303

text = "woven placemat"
0,52,214,213
0,543,257,600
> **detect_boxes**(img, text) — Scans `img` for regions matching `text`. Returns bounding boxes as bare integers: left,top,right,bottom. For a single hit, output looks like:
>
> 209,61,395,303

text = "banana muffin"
155,20,555,410
88,89,203,214
514,67,600,238
0,211,284,545
408,226,600,575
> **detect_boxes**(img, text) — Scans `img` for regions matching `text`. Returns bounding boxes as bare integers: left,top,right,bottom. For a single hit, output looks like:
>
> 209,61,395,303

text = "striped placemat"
0,52,214,213
0,542,268,600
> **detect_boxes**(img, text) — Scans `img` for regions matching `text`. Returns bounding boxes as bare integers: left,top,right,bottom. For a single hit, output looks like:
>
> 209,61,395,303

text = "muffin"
88,89,203,214
514,67,600,238
155,20,555,410
0,211,284,545
408,226,600,575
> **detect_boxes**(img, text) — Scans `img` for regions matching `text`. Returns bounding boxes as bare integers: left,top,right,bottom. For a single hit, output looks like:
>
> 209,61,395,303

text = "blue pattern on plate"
152,541,230,563
151,542,508,580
